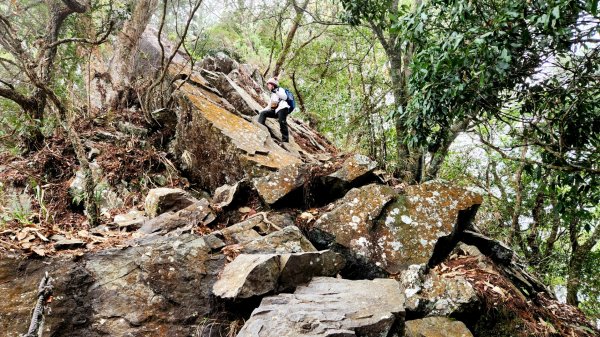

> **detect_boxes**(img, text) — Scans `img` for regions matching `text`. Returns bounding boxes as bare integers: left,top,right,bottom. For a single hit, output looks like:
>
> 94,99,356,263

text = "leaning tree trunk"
272,0,309,78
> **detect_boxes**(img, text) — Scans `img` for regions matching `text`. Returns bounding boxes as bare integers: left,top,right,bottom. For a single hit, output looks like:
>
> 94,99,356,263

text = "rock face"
237,277,405,337
309,182,483,276
144,187,197,218
213,250,344,299
0,234,226,337
405,317,474,337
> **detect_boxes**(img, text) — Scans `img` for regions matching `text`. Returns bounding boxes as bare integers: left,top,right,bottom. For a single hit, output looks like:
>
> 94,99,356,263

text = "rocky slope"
0,31,597,337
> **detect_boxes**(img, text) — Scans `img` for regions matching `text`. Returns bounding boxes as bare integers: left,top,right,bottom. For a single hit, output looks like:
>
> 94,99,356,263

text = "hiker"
257,77,295,143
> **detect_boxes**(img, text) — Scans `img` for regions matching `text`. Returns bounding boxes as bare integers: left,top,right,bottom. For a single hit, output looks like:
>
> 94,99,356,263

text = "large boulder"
309,182,483,276
200,52,240,75
0,234,226,337
172,81,302,191
237,277,406,337
373,181,482,273
405,317,474,337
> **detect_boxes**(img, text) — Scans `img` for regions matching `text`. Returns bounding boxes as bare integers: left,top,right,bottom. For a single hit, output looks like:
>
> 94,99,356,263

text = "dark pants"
258,107,290,142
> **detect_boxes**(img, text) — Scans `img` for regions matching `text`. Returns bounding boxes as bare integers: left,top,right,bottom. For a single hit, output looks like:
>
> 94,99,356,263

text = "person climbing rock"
257,77,295,143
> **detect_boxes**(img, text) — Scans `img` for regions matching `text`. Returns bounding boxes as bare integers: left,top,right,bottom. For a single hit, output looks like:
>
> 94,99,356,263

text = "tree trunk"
567,248,584,306
508,147,527,246
109,0,159,108
424,118,470,181
272,0,309,78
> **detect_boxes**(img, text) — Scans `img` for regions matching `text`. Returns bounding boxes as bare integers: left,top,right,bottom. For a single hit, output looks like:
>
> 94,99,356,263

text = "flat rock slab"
405,317,473,337
237,277,405,337
113,210,146,230
239,226,317,254
54,239,86,250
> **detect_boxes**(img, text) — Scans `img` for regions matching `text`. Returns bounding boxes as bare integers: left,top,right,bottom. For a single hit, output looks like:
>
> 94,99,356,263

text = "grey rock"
213,250,344,299
116,121,148,137
212,181,240,209
237,277,405,337
399,264,480,317
139,198,214,234
309,182,483,276
239,225,317,254
461,230,513,265
213,254,280,299
327,154,377,183
279,250,345,291
54,239,86,250
144,187,197,218
0,234,226,336
253,163,309,205
113,210,146,230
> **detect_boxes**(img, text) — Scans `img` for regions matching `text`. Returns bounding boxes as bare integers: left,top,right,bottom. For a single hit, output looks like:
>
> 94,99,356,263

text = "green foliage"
396,0,584,148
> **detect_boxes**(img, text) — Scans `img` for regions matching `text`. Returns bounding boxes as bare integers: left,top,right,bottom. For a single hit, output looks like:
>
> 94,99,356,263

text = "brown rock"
172,81,301,191
405,317,473,337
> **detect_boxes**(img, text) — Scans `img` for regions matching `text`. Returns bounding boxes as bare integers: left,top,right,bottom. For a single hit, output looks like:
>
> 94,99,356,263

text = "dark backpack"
283,88,295,112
